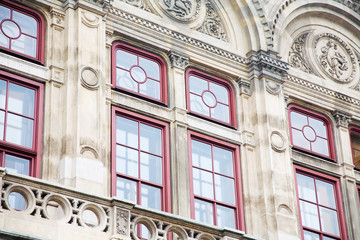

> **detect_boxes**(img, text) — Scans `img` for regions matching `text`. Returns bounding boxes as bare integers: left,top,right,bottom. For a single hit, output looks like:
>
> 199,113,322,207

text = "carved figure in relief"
165,0,193,17
320,40,348,79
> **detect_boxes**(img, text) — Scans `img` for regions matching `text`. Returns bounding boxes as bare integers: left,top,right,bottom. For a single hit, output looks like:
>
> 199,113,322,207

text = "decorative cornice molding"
251,0,273,48
332,110,351,128
119,0,153,13
168,51,189,69
61,0,114,12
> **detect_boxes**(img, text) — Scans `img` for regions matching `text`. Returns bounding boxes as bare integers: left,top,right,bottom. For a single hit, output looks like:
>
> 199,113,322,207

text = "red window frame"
111,42,168,105
0,0,45,64
188,131,244,230
294,165,347,240
185,69,236,127
349,126,360,169
0,70,43,177
288,105,335,160
111,107,171,212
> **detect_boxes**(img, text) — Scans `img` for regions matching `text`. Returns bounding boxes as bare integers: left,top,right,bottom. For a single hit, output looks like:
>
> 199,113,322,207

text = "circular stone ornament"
160,0,202,22
314,33,357,83
81,67,99,89
270,131,286,152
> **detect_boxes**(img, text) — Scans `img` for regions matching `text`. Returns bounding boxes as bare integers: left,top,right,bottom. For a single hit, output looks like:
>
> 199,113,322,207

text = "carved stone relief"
81,67,100,89
265,80,282,95
270,131,286,152
168,51,189,69
116,208,129,235
119,0,153,12
160,0,201,22
288,33,313,73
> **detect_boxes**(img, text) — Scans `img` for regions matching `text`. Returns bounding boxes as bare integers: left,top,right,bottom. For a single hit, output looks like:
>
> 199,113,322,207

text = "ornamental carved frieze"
314,33,357,83
119,0,153,12
160,0,201,22
288,33,313,73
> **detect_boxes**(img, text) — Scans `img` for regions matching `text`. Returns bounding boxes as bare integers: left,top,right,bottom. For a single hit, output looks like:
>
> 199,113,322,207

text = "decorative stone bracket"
168,51,189,69
332,110,351,128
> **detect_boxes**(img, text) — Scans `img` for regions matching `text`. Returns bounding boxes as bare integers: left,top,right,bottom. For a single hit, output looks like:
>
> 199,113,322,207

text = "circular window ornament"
302,126,317,142
1,20,21,39
43,194,71,222
78,203,107,230
130,66,147,84
314,33,357,83
5,185,35,214
202,90,217,108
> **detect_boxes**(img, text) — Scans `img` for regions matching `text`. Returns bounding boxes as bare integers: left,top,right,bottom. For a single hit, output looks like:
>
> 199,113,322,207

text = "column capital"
168,51,189,70
332,110,352,128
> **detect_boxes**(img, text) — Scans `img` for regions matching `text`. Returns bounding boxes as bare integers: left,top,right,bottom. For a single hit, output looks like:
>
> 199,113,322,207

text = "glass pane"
291,111,308,130
6,113,33,148
8,192,27,211
309,117,327,138
296,173,316,202
299,200,320,230
116,116,138,148
193,168,214,199
189,76,207,95
323,236,337,240
8,83,35,117
116,68,137,92
303,230,320,240
135,223,150,240
353,149,360,168
5,154,30,175
139,78,160,100
311,137,329,156
209,82,228,104
0,110,4,140
215,174,235,205
139,57,160,80
0,6,10,21
217,205,236,228
319,207,340,236
0,79,6,109
191,140,212,170
2,20,20,39
116,145,138,178
116,177,137,203
140,123,161,155
13,11,37,37
140,152,162,184
351,132,360,149
0,32,9,48
116,50,137,70
190,94,209,116
316,180,336,208
213,146,233,176
292,129,310,150
194,199,213,225
141,184,161,210
12,35,37,57
211,103,230,123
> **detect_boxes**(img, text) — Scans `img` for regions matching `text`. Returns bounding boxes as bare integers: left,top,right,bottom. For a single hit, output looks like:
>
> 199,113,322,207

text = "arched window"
186,69,236,127
0,0,45,63
112,42,168,104
288,105,335,160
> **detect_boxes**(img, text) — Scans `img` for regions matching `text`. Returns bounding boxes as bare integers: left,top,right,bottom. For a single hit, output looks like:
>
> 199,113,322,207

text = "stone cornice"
60,0,113,13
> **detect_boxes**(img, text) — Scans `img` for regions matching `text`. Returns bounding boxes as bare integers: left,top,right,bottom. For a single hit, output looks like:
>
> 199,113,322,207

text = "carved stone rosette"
160,0,201,22
314,33,357,83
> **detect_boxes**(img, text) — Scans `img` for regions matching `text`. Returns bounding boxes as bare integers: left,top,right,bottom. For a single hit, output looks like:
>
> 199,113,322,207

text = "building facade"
0,0,360,239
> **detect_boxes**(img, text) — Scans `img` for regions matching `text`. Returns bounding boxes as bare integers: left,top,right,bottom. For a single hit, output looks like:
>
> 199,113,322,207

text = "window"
188,131,244,230
0,0,45,63
112,42,168,104
349,127,360,169
186,69,236,127
295,166,347,240
111,107,170,212
289,105,335,159
0,71,43,177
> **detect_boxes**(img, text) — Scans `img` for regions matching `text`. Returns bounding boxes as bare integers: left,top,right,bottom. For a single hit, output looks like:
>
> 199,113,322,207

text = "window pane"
215,174,235,205
116,50,137,70
190,94,209,116
116,177,137,203
8,192,27,211
139,78,160,100
353,149,360,168
116,145,138,178
116,116,138,148
323,236,337,240
0,110,4,140
8,83,35,117
13,11,37,37
299,200,320,231
189,76,207,95
11,35,37,57
0,6,10,21
303,230,320,240
116,68,137,92
211,103,230,123
6,113,33,148
291,111,308,129
217,205,236,229
296,173,316,202
311,137,329,156
191,140,212,170
0,79,6,109
194,199,213,225
5,154,30,175
209,82,228,104
139,57,159,80
140,152,162,184
309,117,327,139
213,146,233,176
0,32,9,48
292,129,310,150
316,180,336,208
319,207,340,236
141,184,161,210
140,123,161,155
193,168,214,199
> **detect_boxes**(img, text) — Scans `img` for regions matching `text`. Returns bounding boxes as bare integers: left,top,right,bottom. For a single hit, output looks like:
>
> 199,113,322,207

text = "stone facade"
0,0,359,240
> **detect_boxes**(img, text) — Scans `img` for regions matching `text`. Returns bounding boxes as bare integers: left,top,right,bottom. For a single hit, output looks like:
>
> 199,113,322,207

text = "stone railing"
0,168,259,240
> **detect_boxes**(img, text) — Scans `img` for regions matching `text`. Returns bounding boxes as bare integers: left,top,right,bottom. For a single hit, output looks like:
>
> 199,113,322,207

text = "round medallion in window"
5,185,35,214
302,125,316,142
202,90,217,108
1,20,21,39
130,66,147,84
